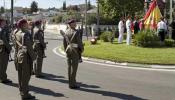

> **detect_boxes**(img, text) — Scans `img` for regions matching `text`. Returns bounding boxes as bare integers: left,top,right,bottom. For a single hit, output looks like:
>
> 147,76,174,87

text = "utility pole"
3,0,6,13
11,0,14,28
96,0,100,37
170,0,173,23
85,0,88,40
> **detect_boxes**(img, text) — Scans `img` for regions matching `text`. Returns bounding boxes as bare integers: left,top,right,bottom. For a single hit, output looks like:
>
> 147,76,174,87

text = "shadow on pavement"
42,73,147,100
7,83,65,98
42,73,100,89
77,87,148,100
43,73,65,79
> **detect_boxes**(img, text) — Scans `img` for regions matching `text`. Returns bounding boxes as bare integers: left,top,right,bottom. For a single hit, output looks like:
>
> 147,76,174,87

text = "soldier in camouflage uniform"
15,19,36,100
33,20,46,78
0,18,12,84
62,19,84,89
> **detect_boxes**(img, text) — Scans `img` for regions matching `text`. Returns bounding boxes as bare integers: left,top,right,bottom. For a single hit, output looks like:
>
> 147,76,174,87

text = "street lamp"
11,0,14,28
145,0,152,13
81,13,84,39
96,0,100,37
170,0,173,23
85,0,88,40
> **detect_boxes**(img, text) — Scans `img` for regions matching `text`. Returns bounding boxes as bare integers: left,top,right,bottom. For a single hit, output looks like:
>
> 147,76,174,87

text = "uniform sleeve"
24,33,36,61
38,31,46,48
2,30,12,53
63,37,67,51
77,32,84,52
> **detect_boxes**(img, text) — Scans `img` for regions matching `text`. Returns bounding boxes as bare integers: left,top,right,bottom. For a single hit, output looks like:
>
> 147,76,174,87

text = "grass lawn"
83,40,175,65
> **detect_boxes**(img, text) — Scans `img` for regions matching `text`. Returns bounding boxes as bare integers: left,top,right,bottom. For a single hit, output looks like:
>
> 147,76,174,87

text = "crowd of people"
0,16,84,100
117,16,175,45
0,17,47,100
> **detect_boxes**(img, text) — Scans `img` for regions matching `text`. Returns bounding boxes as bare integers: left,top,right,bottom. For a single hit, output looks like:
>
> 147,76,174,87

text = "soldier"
61,19,84,89
15,19,36,100
33,20,46,78
0,18,12,84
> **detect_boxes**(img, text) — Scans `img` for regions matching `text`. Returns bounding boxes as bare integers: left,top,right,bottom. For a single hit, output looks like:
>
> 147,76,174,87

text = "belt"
0,40,4,46
67,43,78,48
65,43,78,53
70,43,78,48
34,40,40,44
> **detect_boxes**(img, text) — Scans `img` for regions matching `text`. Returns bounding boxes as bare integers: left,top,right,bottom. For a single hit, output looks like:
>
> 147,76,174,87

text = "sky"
0,0,97,9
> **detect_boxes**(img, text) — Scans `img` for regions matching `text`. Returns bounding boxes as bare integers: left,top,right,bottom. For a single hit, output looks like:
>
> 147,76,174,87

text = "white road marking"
53,47,175,72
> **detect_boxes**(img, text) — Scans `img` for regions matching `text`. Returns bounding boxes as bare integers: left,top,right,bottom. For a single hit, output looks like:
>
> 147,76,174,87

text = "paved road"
0,33,175,100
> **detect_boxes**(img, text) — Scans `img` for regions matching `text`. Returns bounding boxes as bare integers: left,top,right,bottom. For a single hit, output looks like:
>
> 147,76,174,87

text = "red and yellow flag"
144,0,162,30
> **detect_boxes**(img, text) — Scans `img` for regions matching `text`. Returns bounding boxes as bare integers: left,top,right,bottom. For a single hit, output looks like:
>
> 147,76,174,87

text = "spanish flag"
144,0,162,30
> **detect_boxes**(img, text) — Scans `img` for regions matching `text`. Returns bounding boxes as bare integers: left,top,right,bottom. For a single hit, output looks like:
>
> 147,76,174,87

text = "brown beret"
67,19,76,24
17,19,28,28
35,20,42,26
0,18,5,24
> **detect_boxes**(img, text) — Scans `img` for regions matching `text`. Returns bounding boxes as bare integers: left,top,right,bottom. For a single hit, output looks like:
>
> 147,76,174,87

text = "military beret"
127,16,131,19
35,20,42,26
0,18,5,24
17,19,28,28
67,19,76,24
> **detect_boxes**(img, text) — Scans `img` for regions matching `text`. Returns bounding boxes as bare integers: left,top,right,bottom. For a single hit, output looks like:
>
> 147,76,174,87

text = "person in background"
133,17,140,34
33,20,46,78
139,19,144,31
118,17,124,43
157,17,167,42
126,16,132,45
170,19,175,40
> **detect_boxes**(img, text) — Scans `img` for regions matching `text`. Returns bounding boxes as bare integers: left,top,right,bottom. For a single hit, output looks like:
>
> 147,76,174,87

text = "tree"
23,7,31,14
67,5,79,11
30,1,38,13
0,7,5,14
88,0,92,10
63,1,66,10
99,0,144,19
62,11,81,22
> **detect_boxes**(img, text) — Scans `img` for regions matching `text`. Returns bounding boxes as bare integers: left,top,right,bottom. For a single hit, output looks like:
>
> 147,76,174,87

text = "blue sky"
0,0,97,9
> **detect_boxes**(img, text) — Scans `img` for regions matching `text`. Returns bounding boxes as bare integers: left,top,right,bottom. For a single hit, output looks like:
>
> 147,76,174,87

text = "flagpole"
11,0,14,28
170,0,173,23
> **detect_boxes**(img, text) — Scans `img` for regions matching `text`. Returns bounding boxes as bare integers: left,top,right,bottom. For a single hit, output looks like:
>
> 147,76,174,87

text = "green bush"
100,31,113,42
164,39,175,47
134,30,160,47
52,15,63,23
